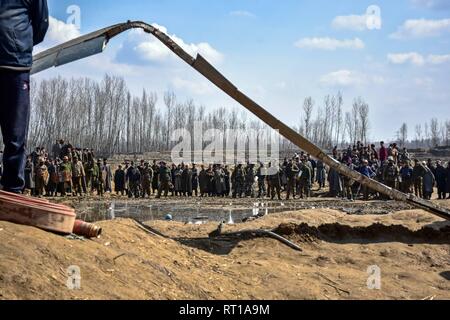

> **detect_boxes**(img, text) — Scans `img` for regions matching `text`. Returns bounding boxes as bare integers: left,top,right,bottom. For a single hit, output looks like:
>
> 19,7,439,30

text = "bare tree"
430,118,440,147
398,123,408,147
359,101,370,144
344,112,354,146
335,92,343,147
164,91,176,150
414,124,422,147
351,102,360,145
302,97,314,140
424,122,430,146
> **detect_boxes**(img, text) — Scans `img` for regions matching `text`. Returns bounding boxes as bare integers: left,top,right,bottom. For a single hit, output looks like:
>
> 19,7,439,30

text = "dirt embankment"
0,206,449,300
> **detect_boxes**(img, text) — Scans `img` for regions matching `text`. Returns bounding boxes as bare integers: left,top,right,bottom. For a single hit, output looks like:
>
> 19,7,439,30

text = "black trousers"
0,70,30,193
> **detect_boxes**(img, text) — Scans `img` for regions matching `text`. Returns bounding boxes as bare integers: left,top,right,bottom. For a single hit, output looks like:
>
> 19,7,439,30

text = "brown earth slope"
0,204,449,300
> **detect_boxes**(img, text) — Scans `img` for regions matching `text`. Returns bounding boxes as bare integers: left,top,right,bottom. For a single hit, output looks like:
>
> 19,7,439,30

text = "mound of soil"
1,206,449,300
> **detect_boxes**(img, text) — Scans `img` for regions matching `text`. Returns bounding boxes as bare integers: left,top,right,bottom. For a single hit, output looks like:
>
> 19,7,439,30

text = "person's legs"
76,177,83,196
363,185,369,200
304,184,311,200
156,183,163,198
259,182,265,198
60,182,66,196
418,179,423,198
129,183,135,198
299,181,304,199
81,176,87,193
0,71,30,193
286,180,292,200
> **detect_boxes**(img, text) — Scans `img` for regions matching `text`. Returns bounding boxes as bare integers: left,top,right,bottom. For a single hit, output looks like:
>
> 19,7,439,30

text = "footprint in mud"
334,256,357,265
314,255,336,267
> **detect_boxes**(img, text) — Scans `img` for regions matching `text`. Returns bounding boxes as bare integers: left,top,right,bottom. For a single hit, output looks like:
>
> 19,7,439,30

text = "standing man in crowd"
256,163,267,198
298,158,312,199
399,161,413,194
379,142,388,165
102,159,113,193
151,160,159,195
435,160,447,200
114,165,125,196
156,162,171,199
0,0,48,193
24,156,35,195
141,162,153,198
96,159,105,197
232,164,245,198
58,156,72,196
267,162,282,201
412,159,426,198
191,164,199,197
316,160,326,190
35,158,48,197
285,159,299,200
198,165,208,197
423,162,436,200
71,156,85,197
47,159,58,197
126,161,140,198
382,157,399,191
359,159,375,200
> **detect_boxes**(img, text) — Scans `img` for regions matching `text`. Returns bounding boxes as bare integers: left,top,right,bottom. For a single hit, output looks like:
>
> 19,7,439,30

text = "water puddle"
75,198,404,225
76,201,295,225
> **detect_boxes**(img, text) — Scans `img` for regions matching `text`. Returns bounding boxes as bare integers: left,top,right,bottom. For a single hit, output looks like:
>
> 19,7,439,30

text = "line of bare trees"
294,93,370,149
5,74,446,156
19,75,272,156
397,119,450,148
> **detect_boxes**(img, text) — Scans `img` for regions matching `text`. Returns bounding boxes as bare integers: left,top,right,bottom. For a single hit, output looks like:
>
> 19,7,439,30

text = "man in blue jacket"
359,159,375,200
0,0,48,193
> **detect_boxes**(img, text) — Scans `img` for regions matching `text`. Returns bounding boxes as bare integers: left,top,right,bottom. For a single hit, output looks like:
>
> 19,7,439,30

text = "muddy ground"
0,197,449,300
56,191,417,224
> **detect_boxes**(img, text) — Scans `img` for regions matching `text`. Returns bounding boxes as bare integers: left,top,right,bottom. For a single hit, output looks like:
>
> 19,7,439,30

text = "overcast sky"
35,0,450,142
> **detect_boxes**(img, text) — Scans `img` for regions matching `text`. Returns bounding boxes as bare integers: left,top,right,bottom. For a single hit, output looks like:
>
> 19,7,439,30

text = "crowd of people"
0,140,113,198
0,140,449,201
330,141,450,201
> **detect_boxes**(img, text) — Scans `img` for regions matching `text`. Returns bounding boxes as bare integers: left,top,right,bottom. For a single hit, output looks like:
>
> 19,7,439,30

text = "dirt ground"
0,198,449,300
